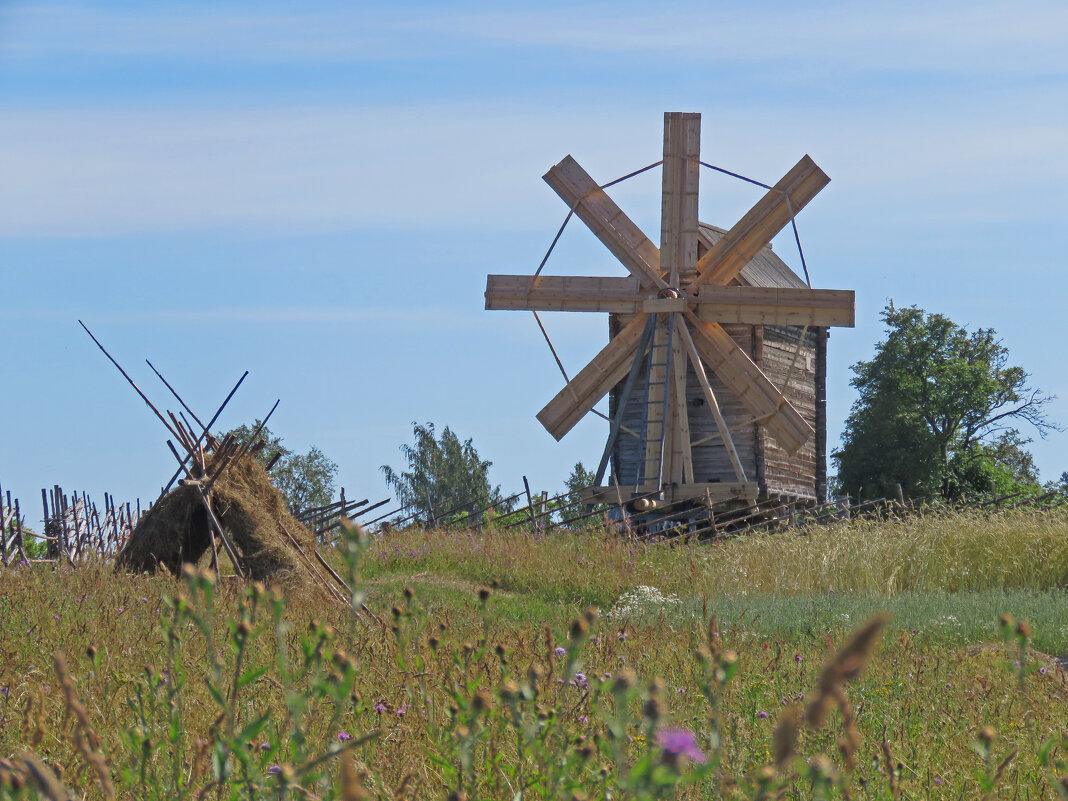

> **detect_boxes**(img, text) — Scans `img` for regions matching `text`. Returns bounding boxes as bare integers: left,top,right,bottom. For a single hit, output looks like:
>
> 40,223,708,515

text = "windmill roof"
697,222,809,290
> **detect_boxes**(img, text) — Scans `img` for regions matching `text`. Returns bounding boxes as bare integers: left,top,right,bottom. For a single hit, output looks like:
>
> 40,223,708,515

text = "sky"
2,0,1067,520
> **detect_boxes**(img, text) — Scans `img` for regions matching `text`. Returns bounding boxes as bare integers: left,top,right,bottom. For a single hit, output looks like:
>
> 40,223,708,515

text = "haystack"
117,453,320,584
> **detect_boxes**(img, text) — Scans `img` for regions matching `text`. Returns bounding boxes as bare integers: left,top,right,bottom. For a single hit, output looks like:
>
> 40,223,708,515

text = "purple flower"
933,776,943,786
555,647,566,657
578,715,588,723
757,710,770,719
0,685,8,696
794,654,802,663
572,672,588,688
267,766,281,774
1040,667,1048,675
259,742,271,752
337,731,352,742
373,703,387,713
654,727,707,765
617,631,627,640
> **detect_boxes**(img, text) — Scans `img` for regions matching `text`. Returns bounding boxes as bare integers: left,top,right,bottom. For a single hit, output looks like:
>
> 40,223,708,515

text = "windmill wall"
607,317,824,502
606,222,828,504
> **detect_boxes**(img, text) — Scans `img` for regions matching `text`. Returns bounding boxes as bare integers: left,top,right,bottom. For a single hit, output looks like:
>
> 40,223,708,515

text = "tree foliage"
227,421,338,515
381,422,506,522
833,303,1057,502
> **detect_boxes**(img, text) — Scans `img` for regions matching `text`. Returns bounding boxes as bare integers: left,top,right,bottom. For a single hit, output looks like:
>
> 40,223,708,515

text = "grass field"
2,508,1068,799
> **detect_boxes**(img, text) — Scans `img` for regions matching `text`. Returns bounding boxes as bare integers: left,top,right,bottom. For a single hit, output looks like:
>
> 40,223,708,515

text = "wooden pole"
523,476,538,532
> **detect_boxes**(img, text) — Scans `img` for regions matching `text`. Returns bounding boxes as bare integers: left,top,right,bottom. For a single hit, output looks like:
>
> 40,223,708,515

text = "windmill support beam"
694,286,854,327
677,318,747,484
487,275,853,327
685,311,813,454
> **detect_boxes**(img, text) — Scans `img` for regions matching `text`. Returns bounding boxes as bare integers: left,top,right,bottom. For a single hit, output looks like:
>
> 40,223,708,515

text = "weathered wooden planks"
485,275,642,312
659,112,701,285
695,286,854,327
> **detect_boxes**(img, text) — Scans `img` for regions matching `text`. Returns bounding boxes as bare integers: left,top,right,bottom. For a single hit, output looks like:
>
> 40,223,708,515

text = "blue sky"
2,1,1067,516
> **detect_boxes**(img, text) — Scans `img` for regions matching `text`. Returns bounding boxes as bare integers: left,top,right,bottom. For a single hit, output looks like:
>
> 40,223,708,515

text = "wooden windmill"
486,112,854,506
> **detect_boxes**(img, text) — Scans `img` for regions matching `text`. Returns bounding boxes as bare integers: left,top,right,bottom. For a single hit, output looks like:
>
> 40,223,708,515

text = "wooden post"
896,483,905,509
13,498,26,562
522,476,538,532
704,487,716,536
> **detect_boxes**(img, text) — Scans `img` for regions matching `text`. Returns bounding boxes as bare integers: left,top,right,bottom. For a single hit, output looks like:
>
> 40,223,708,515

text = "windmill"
486,112,854,506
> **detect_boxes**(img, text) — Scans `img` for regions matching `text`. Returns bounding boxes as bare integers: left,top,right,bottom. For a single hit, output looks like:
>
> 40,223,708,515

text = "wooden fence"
1,478,147,564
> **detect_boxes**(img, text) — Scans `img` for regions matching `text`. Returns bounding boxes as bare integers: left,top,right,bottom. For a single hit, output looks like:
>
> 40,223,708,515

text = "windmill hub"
485,112,856,508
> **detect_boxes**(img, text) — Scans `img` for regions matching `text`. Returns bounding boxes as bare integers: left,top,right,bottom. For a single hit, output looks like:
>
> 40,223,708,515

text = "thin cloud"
4,1,1067,79
0,99,1065,237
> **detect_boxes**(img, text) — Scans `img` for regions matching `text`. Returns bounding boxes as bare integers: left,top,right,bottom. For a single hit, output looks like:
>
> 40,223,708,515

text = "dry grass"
365,506,1068,603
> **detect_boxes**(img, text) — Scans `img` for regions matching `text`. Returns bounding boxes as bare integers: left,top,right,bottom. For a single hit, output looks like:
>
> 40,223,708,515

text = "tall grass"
366,507,1068,604
1,510,1068,798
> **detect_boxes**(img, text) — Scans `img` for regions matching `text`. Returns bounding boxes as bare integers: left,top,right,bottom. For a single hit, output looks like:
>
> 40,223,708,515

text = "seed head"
1016,621,1032,638
570,617,589,639
478,587,491,602
978,726,996,746
403,586,415,600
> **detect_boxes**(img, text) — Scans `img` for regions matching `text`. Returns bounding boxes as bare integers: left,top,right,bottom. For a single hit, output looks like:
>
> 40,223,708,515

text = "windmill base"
579,482,759,506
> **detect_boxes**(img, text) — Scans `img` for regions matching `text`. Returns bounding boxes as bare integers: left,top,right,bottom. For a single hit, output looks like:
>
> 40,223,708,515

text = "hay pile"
117,453,321,584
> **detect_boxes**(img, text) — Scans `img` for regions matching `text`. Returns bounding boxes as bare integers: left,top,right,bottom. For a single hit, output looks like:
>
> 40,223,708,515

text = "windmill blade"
693,286,855,327
683,311,813,454
485,275,643,313
690,155,830,290
537,313,649,441
543,156,669,291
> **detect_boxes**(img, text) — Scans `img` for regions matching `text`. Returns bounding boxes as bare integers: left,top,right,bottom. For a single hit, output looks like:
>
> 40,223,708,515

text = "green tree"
833,303,1057,502
381,422,506,524
564,462,597,498
227,421,338,515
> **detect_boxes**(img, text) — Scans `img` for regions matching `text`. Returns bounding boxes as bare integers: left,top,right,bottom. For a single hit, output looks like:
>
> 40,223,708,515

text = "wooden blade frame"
691,155,830,289
537,313,649,441
543,156,669,291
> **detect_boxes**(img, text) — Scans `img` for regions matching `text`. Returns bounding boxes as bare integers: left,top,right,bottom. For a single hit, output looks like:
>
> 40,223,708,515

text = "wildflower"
933,776,944,786
259,742,271,752
617,631,627,640
396,704,408,717
572,673,588,688
555,647,567,657
268,766,282,774
655,727,707,767
0,685,8,696
1040,667,1048,675
794,654,802,663
373,703,387,713
337,731,352,742
758,710,770,719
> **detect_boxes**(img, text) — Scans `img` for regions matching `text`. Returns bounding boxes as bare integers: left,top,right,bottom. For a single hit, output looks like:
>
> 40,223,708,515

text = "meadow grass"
0,507,1067,799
